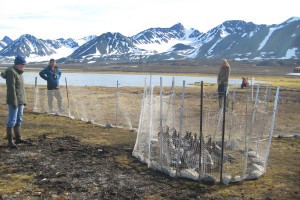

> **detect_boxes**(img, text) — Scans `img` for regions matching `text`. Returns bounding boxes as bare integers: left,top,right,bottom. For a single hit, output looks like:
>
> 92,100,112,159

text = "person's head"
222,59,230,67
49,58,56,67
14,55,26,70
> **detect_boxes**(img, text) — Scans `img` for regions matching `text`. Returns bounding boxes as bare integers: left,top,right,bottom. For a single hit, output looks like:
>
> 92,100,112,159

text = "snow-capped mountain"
0,17,299,63
0,34,96,62
192,17,300,60
66,32,151,63
0,36,13,50
0,34,57,61
65,17,300,62
131,23,202,53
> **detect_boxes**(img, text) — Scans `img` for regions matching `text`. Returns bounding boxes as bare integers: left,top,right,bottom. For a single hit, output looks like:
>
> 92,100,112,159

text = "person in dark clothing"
241,76,249,89
1,55,29,148
39,59,64,113
217,59,231,109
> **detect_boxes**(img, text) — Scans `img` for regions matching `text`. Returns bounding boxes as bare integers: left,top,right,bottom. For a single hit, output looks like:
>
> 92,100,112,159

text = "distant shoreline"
0,62,295,77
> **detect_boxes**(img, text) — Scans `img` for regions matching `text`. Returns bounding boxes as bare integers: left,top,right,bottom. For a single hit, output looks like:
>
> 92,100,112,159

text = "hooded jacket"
39,65,62,90
217,65,231,85
1,66,27,106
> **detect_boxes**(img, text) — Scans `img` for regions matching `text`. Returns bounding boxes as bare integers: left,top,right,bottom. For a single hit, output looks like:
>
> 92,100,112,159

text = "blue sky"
1,0,299,40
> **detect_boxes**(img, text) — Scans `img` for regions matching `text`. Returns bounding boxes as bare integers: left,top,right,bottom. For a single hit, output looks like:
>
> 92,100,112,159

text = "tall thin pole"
116,80,119,127
243,84,249,177
251,77,254,101
147,75,153,167
137,78,147,135
232,83,237,111
199,81,204,181
264,87,280,170
176,80,185,177
220,83,227,183
65,77,70,117
159,77,163,169
33,77,38,112
251,83,260,136
171,77,175,129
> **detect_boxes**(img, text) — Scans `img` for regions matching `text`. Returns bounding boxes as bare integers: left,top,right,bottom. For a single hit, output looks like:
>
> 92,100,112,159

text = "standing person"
217,59,231,109
39,59,64,113
1,55,29,148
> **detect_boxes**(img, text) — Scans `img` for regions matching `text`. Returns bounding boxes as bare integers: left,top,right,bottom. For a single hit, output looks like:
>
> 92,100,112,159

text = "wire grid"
133,82,279,183
1,79,279,184
33,85,143,129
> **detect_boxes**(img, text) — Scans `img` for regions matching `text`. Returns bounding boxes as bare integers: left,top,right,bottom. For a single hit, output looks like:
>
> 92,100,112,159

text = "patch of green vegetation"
115,155,132,169
254,76,300,88
0,166,35,194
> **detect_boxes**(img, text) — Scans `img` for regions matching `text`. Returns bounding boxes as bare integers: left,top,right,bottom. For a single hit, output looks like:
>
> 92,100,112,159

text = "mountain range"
0,17,299,64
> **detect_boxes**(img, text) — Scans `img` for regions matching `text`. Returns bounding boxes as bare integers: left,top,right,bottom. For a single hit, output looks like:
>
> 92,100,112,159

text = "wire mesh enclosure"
0,75,280,184
31,78,143,130
132,77,280,184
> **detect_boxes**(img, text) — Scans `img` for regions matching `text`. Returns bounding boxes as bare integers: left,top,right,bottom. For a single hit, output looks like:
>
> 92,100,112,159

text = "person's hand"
12,104,17,109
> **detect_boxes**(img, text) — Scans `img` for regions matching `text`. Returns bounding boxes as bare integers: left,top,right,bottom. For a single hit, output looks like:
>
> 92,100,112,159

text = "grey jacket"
1,66,27,106
217,66,231,85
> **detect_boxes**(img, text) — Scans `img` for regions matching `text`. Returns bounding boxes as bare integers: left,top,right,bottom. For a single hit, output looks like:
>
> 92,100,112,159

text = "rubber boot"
7,127,17,149
14,126,30,144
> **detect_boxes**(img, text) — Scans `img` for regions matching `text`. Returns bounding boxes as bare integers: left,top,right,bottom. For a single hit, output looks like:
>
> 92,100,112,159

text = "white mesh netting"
132,78,280,184
0,75,280,184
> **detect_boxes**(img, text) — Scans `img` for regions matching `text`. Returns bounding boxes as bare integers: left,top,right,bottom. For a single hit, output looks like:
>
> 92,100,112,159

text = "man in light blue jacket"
39,59,64,113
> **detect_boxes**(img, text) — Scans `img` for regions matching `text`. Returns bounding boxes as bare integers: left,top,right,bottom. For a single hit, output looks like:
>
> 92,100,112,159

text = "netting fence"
29,78,142,130
0,75,280,184
132,77,280,184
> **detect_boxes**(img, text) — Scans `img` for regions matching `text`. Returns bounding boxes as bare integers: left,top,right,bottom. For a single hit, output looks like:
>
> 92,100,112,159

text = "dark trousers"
218,83,228,99
47,89,62,111
218,83,228,108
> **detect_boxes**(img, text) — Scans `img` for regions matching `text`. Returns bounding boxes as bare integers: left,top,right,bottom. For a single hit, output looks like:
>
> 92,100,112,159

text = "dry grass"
209,138,300,199
0,70,299,199
0,166,36,194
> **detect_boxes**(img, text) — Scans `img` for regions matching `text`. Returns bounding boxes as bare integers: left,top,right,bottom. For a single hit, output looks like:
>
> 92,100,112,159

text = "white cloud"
0,0,299,40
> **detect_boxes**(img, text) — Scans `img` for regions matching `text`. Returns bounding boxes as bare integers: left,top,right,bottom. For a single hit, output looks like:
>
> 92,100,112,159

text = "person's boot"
14,126,30,144
7,127,17,149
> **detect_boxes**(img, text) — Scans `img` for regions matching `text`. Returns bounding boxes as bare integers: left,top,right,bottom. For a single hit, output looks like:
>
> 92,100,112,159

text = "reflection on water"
0,71,240,87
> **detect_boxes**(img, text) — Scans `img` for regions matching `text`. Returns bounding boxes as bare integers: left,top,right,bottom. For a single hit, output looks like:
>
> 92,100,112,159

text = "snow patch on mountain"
258,28,276,50
283,48,298,59
76,35,97,46
285,17,300,24
136,38,185,53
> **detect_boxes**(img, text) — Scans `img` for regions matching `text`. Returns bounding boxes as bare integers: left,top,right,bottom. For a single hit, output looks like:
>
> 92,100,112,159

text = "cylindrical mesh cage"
132,79,280,184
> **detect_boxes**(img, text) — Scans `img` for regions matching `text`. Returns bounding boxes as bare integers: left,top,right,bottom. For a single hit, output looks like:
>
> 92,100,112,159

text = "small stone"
245,170,263,180
222,175,232,185
248,151,258,157
201,174,216,184
106,123,112,128
233,175,242,182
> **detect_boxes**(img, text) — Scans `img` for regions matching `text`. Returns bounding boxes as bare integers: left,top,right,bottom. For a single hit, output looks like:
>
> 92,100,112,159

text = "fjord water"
0,72,240,87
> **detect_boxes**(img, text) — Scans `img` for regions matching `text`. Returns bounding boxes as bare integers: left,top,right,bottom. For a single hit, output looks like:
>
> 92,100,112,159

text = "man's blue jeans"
7,104,24,128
